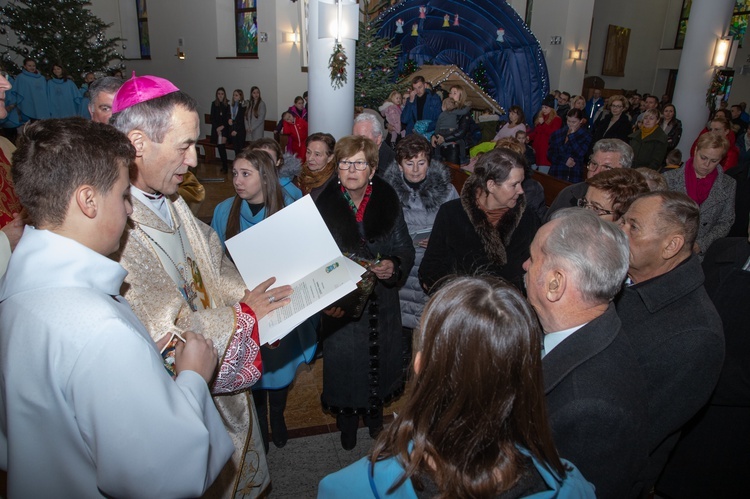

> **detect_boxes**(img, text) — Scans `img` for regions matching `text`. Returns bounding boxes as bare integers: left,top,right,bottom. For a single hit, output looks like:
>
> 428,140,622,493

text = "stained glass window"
677,0,749,49
235,0,258,57
136,0,150,59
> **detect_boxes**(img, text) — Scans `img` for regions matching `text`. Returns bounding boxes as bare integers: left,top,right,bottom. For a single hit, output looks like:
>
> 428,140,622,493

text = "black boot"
337,413,358,450
269,387,289,448
218,144,228,173
253,390,269,453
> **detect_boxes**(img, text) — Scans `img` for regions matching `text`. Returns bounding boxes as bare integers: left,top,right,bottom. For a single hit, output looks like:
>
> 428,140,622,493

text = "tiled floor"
191,159,410,496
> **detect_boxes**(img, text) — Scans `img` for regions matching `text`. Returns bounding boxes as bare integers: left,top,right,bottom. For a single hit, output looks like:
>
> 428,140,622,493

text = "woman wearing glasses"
592,95,632,144
315,135,415,450
578,168,649,222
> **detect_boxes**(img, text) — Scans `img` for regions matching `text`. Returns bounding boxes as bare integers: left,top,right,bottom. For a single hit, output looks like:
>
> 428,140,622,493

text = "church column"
673,0,736,153
307,0,359,140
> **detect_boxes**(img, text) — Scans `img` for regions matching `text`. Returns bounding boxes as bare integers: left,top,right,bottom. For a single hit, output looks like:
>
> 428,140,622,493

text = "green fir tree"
355,1,400,109
0,0,124,84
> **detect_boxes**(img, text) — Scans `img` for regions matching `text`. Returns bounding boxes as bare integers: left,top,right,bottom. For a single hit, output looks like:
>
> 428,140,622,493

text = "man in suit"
584,88,604,128
544,138,633,222
524,208,647,498
616,191,725,495
353,111,396,176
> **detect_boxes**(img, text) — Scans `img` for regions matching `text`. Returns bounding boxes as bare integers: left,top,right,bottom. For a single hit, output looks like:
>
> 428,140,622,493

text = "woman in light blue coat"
382,134,458,331
318,277,595,498
211,149,317,452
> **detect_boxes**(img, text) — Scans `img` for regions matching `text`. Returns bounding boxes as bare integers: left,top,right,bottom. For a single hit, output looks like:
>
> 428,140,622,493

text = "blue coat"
14,69,51,121
318,447,596,498
210,195,317,389
48,78,81,118
402,89,442,135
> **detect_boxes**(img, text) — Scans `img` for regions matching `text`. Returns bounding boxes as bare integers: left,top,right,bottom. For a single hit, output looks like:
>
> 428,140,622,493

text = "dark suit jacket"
615,255,724,490
543,182,587,223
543,305,648,499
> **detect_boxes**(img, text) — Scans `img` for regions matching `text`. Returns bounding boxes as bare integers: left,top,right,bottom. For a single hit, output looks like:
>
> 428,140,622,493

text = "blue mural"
377,0,549,118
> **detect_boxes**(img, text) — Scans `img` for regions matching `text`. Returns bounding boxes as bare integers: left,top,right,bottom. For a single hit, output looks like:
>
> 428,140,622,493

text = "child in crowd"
281,111,308,163
379,90,404,146
664,148,683,170
0,117,233,497
515,129,537,169
431,97,460,145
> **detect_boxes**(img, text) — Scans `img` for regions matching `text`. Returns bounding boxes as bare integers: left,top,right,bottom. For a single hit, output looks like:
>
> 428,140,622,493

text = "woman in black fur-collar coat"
419,148,539,293
315,136,415,450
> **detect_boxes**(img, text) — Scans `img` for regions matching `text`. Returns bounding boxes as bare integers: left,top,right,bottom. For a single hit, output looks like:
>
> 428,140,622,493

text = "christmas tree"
0,0,124,84
355,0,400,109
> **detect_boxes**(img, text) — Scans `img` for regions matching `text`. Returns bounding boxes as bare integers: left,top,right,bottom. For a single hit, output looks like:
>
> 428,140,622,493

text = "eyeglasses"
577,198,615,217
586,160,615,172
338,160,369,171
610,103,624,109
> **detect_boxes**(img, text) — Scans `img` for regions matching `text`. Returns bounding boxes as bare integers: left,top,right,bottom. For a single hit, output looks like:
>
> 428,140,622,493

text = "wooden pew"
196,113,278,162
532,171,572,207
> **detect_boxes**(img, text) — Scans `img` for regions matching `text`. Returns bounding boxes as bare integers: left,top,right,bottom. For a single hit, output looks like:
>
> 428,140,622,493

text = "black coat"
592,112,633,144
543,305,648,499
615,255,725,492
543,182,588,223
418,191,539,293
657,238,750,498
227,103,246,151
209,101,229,144
315,175,415,414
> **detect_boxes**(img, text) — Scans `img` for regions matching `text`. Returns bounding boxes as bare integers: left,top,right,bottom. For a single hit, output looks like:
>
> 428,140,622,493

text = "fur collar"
316,175,401,252
460,179,526,266
383,159,454,213
279,152,302,179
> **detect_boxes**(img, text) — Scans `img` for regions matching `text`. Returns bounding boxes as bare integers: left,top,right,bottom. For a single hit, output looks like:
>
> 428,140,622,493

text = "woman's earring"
337,178,341,185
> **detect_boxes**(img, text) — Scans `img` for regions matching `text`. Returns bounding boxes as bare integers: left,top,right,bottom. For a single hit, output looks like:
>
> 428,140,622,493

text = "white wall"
88,0,308,139
529,0,594,95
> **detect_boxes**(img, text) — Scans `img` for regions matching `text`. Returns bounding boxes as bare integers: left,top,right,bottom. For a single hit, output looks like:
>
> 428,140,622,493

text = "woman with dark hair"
227,88,247,157
431,84,475,165
493,105,527,141
578,168,650,222
210,87,230,172
319,277,595,498
383,134,458,331
316,135,415,450
661,103,682,152
419,148,540,293
248,137,303,201
295,132,337,201
48,64,80,118
210,149,317,452
548,108,592,183
246,86,266,141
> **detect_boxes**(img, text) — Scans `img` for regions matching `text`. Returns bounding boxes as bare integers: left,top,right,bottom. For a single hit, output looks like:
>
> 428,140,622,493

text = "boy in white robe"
0,117,234,498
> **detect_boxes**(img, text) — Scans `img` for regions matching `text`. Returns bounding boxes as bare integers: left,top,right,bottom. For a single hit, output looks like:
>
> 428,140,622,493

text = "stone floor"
191,158,409,496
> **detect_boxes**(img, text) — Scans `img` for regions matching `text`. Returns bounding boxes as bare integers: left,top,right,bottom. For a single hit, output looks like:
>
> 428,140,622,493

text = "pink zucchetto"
111,72,180,114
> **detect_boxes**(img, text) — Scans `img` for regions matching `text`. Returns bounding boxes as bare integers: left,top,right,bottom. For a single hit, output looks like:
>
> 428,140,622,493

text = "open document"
225,195,367,345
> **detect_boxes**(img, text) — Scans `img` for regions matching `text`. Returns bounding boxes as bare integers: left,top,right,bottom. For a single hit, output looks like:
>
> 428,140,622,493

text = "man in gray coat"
616,191,725,495
524,208,648,498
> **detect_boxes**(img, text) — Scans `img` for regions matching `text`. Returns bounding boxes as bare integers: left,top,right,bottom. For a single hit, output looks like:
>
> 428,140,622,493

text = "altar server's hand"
174,331,219,384
241,277,293,320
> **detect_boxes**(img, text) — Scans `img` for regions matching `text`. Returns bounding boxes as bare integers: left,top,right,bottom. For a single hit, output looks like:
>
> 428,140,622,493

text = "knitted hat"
111,72,180,114
542,94,556,109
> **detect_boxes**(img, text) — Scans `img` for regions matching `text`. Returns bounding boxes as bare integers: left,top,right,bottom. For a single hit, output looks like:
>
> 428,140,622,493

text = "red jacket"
529,115,563,166
282,118,308,163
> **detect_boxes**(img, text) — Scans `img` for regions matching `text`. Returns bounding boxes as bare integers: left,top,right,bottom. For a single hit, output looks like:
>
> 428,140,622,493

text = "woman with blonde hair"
379,89,404,146
592,95,632,144
319,277,595,497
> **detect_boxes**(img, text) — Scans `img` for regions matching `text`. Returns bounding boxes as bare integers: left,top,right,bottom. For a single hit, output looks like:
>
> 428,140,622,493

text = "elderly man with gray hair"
353,111,396,176
524,208,647,498
616,191,724,496
544,138,634,222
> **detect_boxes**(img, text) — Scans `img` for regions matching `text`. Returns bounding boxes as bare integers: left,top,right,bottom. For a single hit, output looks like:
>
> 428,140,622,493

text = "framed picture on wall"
602,24,630,77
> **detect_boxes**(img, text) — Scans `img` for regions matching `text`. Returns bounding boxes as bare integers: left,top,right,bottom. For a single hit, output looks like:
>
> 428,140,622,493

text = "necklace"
136,222,199,312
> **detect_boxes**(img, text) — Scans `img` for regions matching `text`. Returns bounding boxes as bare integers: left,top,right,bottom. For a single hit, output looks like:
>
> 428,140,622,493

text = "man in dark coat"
401,75,442,135
353,112,396,177
656,237,750,498
616,191,725,495
524,208,648,498
544,138,633,222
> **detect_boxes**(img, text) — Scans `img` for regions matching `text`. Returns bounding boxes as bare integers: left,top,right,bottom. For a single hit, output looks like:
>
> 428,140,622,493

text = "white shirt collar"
130,185,172,228
543,323,587,357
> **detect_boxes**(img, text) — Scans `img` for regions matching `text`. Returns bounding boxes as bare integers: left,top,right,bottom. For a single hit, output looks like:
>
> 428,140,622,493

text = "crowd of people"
0,68,748,499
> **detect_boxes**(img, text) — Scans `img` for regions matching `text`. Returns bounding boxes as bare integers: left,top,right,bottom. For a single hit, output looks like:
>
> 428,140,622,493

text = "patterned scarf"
298,161,336,195
341,184,373,222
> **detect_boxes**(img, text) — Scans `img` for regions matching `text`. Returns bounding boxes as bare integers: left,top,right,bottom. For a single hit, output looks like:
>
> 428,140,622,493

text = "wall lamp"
285,32,300,43
569,49,585,61
713,36,739,69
